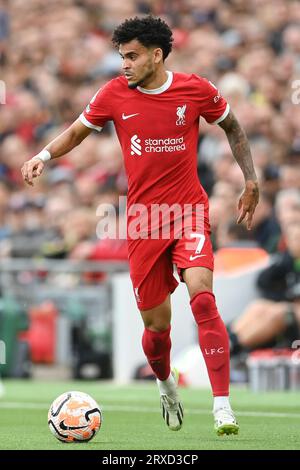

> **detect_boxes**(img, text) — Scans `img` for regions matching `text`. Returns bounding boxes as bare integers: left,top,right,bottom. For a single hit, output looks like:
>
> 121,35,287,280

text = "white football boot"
214,407,239,436
157,369,184,431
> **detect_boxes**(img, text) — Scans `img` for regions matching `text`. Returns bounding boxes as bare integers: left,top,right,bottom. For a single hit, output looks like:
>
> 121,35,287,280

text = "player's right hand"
21,158,45,186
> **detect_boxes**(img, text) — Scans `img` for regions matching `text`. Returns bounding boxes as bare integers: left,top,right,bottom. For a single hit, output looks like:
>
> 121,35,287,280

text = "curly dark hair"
112,16,173,61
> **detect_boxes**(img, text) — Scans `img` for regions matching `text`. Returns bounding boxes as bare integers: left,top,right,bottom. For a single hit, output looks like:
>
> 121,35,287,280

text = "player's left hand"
237,180,259,230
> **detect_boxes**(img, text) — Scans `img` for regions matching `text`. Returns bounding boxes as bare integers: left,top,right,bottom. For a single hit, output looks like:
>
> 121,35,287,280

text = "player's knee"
184,267,213,299
190,290,219,325
140,298,171,331
187,279,212,300
142,318,170,331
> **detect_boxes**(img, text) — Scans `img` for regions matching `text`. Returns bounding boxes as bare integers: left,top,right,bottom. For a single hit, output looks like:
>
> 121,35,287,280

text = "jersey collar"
137,71,173,95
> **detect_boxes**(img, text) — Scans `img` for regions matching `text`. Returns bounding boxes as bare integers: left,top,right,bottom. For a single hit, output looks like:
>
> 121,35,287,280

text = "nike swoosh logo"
59,420,87,431
189,254,207,261
122,113,139,120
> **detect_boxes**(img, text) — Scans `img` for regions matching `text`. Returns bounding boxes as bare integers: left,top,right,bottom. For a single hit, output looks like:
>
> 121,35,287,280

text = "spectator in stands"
227,223,300,356
274,188,300,251
216,218,257,249
2,193,47,258
250,192,281,253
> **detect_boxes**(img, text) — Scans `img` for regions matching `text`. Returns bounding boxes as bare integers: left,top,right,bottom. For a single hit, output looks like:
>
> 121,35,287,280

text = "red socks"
141,291,229,394
190,291,230,396
142,326,171,381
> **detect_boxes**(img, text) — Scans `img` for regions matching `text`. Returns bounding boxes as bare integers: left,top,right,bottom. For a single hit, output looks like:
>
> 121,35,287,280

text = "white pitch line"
0,402,299,419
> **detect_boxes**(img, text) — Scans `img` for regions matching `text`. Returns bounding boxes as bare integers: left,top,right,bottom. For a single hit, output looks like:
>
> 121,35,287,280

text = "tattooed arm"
219,110,259,230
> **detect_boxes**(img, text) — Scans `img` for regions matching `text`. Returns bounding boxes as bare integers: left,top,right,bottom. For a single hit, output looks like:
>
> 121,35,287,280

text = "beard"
128,81,139,89
127,67,154,89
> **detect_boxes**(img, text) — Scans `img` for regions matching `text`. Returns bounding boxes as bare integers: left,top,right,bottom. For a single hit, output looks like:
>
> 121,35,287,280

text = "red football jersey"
80,72,229,209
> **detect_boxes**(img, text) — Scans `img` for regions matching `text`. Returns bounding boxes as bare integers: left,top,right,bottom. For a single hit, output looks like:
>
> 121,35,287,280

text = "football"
48,391,102,443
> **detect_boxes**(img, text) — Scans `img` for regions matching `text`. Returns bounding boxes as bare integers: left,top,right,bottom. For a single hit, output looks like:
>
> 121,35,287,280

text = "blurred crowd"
0,0,300,262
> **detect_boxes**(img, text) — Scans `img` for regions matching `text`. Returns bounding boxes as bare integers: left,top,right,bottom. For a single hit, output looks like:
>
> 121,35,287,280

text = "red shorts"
128,214,214,310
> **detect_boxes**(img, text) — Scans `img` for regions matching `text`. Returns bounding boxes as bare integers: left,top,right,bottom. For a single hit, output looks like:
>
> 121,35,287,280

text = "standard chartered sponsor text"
145,136,186,152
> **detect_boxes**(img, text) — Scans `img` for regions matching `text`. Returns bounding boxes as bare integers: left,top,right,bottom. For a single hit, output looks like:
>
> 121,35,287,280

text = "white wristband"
32,149,51,163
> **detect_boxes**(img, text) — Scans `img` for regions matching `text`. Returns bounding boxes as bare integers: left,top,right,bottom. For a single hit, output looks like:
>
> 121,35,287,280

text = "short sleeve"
196,77,230,125
79,81,113,132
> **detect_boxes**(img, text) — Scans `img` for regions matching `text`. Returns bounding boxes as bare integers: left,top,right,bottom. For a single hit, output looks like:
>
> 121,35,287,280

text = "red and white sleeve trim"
79,113,103,132
211,103,230,125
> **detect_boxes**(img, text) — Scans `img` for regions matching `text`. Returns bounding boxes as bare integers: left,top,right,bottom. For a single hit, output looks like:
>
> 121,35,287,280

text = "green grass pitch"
0,380,299,450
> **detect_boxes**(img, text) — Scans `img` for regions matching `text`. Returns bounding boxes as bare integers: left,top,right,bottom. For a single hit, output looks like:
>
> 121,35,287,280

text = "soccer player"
21,16,259,436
